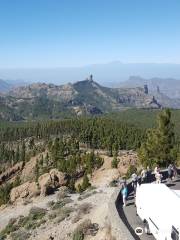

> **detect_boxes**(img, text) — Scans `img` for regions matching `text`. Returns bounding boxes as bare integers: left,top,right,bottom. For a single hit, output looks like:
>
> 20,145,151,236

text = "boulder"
38,169,67,196
10,181,39,203
49,169,67,187
38,173,53,196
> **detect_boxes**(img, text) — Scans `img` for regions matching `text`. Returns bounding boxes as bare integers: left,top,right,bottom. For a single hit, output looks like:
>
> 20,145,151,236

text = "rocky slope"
0,149,132,240
0,77,161,121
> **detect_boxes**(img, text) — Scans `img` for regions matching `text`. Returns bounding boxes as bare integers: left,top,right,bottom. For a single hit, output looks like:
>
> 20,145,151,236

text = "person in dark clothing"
172,164,177,180
168,164,173,182
146,166,152,183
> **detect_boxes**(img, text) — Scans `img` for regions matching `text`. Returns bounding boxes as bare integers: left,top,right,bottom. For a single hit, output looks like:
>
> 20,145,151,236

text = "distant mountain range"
0,79,28,93
0,77,161,121
0,79,11,92
118,76,180,99
1,75,180,121
1,62,180,85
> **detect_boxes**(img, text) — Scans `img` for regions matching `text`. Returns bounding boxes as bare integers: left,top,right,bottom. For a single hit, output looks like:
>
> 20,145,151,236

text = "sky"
0,0,180,68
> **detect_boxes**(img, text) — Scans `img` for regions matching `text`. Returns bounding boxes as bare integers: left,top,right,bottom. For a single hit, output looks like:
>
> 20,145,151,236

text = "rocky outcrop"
20,157,38,183
38,169,67,196
0,162,24,185
10,181,40,203
10,168,67,202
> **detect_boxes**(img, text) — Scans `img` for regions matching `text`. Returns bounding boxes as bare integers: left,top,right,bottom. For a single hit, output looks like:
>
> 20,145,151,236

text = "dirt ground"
0,150,136,240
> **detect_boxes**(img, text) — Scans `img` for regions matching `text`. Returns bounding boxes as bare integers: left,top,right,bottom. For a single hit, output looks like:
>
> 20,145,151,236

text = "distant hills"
0,79,28,93
1,62,180,85
0,79,11,92
118,76,180,99
118,76,180,109
0,77,161,121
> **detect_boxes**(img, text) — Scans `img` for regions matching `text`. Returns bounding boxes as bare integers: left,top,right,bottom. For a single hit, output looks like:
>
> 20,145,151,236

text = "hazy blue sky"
0,0,180,68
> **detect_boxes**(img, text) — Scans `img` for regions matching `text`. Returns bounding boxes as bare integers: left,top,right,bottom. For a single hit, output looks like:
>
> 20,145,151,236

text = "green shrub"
0,183,13,206
73,231,84,240
0,218,18,239
126,165,137,179
73,219,95,240
10,229,31,240
29,207,46,220
51,200,66,210
111,157,119,168
81,174,91,191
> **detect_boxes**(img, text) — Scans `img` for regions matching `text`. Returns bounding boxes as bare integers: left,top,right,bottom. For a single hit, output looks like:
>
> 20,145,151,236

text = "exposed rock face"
0,162,24,185
115,87,161,109
144,84,148,94
10,181,39,203
118,150,138,176
10,167,67,202
38,169,67,196
20,157,37,183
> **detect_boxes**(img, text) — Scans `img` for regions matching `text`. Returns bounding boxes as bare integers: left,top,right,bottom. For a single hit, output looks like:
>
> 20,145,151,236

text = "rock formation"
38,169,67,196
10,181,39,203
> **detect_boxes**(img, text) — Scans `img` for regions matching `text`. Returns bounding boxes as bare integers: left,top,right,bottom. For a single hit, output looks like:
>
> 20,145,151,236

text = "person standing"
156,167,162,184
121,183,128,207
141,168,147,183
131,172,138,195
146,166,152,183
168,164,173,182
172,164,177,180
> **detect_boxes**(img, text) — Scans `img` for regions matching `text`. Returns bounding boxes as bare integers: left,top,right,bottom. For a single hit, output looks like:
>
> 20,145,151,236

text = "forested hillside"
0,116,144,207
1,109,180,206
106,109,180,138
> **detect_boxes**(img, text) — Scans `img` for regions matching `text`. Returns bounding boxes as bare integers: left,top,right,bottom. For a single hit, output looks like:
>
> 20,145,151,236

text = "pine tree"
138,109,175,167
15,145,20,163
20,142,26,163
81,173,91,191
111,156,119,168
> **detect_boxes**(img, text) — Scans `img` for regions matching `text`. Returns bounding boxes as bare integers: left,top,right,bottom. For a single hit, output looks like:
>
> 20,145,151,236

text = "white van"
136,183,180,240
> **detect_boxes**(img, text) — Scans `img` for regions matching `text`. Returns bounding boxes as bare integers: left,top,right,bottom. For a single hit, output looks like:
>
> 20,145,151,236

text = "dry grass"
72,203,92,223
73,219,99,239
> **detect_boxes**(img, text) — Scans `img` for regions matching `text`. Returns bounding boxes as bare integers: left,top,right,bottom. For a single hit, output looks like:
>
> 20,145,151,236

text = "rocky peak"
144,84,148,94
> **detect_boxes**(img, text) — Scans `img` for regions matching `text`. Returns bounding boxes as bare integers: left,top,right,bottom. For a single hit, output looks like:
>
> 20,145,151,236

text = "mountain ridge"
118,76,180,99
0,77,162,121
